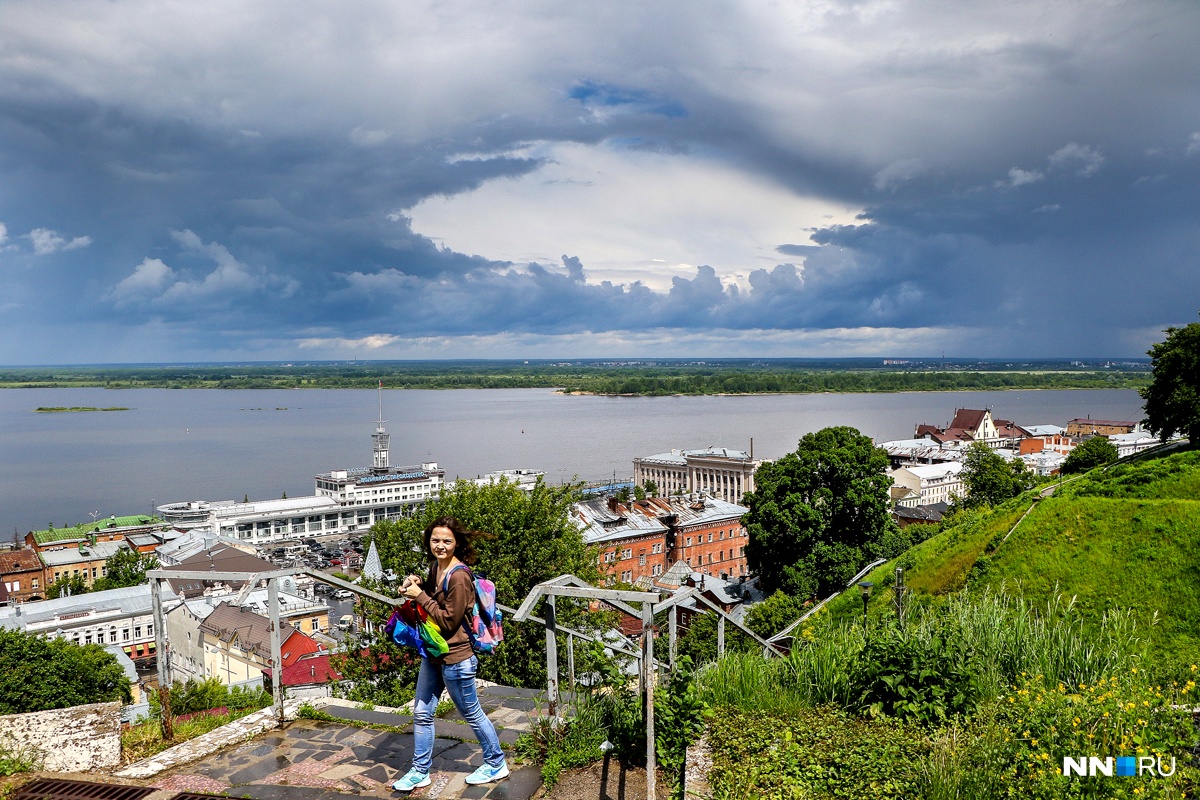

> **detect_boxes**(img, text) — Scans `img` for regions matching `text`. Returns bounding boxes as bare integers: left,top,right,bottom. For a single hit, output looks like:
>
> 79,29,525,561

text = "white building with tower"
159,386,445,543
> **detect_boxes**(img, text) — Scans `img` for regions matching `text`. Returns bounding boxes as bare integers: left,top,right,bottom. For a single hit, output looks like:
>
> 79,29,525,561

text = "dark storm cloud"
2,0,1200,361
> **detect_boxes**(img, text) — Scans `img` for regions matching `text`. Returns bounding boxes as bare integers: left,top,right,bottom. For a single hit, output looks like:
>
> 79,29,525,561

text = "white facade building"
633,447,760,504
1107,431,1159,458
889,461,966,507
0,584,169,662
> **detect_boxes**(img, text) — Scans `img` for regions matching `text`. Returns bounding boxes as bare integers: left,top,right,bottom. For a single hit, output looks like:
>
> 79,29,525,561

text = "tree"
1062,436,1119,474
0,628,131,713
351,476,604,690
643,479,659,498
46,574,88,598
959,441,1032,507
1141,316,1200,445
743,426,897,597
744,591,806,640
93,548,159,591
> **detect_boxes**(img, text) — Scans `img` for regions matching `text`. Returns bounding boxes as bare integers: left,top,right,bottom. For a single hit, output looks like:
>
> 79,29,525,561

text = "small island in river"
35,406,131,413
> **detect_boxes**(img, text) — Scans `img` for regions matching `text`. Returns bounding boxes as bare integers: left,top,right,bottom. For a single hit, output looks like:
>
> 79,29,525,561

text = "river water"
0,387,1144,536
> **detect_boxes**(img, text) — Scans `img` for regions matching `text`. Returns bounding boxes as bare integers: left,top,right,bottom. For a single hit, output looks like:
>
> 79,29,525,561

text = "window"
719,530,724,540
639,555,646,566
109,630,117,643
719,550,723,561
651,564,661,576
708,533,714,543
621,548,632,560
135,626,142,638
147,624,153,637
32,578,38,589
621,570,632,582
123,629,130,641
686,537,692,546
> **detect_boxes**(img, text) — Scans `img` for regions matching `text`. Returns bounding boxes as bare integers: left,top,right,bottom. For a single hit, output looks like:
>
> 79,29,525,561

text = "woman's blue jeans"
412,654,505,773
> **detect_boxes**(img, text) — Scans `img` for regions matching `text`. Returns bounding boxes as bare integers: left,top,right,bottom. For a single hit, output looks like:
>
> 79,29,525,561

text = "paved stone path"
142,687,548,800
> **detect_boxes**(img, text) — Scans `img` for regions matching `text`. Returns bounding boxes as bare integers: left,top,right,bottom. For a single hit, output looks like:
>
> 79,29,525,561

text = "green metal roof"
30,515,163,544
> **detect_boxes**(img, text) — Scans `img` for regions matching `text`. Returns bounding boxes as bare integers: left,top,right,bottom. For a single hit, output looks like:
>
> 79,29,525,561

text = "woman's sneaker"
464,761,510,785
392,769,431,791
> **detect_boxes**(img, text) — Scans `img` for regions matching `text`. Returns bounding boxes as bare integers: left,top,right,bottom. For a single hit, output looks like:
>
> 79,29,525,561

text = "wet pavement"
142,687,548,800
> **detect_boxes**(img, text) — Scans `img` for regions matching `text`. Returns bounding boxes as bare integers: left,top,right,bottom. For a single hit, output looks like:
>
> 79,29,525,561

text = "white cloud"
28,228,92,255
1048,142,1104,177
1187,132,1200,156
0,222,7,244
996,168,1044,189
408,141,861,291
106,257,176,304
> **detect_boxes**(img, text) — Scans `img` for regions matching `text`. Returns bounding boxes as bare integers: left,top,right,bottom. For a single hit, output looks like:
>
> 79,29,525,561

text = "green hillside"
822,449,1200,671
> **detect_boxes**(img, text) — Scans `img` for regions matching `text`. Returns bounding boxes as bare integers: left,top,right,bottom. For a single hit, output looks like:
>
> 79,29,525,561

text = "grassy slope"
820,450,1200,667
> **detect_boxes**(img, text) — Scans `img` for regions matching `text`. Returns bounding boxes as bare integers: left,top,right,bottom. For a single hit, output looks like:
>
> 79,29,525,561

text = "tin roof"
29,516,162,544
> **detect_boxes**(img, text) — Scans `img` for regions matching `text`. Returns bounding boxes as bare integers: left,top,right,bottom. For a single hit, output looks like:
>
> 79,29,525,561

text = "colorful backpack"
444,564,504,655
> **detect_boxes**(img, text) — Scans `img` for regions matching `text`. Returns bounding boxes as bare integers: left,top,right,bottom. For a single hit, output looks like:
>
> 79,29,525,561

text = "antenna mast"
372,380,390,472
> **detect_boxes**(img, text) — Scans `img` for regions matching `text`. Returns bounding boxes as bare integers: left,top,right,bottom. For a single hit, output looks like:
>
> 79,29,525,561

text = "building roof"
1023,424,1066,437
198,602,296,658
210,496,340,520
166,545,277,597
277,652,343,687
948,408,989,431
1,548,43,574
40,540,129,567
28,516,163,544
0,584,174,631
635,447,754,466
1067,418,1137,427
573,494,748,546
895,462,964,480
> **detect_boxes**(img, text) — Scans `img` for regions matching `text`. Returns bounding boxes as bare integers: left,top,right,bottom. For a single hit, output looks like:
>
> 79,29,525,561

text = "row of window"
69,623,151,646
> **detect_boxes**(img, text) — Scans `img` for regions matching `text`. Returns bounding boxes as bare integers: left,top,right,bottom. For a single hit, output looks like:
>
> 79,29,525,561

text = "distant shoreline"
1,362,1149,397
35,406,131,413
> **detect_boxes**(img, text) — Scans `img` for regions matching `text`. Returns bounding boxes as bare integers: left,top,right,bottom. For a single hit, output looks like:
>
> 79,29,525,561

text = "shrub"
707,706,928,799
853,621,982,724
0,628,130,713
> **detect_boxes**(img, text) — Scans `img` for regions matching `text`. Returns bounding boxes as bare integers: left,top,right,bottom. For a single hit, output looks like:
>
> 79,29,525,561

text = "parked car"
333,589,354,600
330,558,342,565
337,614,354,631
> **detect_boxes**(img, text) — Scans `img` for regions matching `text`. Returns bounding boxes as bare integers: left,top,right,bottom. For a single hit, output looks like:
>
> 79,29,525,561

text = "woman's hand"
401,575,423,599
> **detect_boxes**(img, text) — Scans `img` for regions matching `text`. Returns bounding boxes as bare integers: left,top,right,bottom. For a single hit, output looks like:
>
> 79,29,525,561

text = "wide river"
0,387,1144,536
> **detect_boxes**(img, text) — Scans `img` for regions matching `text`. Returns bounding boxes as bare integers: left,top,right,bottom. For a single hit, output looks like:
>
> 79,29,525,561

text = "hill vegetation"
823,448,1200,672
0,359,1147,395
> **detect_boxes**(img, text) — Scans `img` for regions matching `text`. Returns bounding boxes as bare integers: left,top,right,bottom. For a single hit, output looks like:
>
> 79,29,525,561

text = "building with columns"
633,447,760,504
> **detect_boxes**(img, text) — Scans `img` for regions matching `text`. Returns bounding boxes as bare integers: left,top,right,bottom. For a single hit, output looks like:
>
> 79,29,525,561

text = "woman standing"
391,516,509,792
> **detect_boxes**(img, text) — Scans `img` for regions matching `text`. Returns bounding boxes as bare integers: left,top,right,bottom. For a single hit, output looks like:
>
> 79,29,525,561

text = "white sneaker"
464,761,510,785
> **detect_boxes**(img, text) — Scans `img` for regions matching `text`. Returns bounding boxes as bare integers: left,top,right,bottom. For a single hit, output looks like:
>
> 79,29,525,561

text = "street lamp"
857,581,874,631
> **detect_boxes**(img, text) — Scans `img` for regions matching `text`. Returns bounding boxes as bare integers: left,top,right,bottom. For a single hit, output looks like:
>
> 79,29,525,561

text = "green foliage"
960,441,1034,507
1062,436,1120,475
45,574,88,598
744,426,897,597
0,740,44,776
1141,314,1200,444
654,657,712,797
1059,450,1200,500
743,591,806,640
330,579,421,709
853,620,982,724
92,548,159,591
0,628,131,713
0,361,1150,394
515,700,613,788
707,706,929,800
150,677,271,717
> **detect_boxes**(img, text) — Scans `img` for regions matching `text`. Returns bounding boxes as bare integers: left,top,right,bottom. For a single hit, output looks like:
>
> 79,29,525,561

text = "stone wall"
0,701,121,772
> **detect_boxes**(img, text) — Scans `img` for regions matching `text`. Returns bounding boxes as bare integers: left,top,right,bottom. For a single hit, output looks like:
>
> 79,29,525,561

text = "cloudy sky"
2,0,1199,364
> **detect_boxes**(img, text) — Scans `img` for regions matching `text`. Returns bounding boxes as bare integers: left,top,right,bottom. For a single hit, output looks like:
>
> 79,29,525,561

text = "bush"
852,621,982,724
707,706,929,799
0,628,130,713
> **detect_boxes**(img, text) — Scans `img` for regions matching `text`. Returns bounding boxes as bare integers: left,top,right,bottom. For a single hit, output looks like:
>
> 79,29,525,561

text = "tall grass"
696,588,1147,714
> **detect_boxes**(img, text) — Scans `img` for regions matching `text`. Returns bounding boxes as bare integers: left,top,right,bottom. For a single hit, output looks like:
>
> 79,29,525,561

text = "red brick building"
0,548,46,603
573,494,749,587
